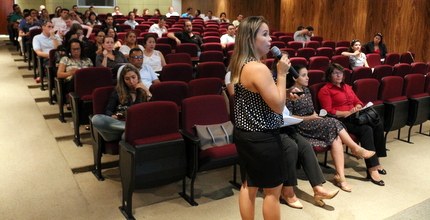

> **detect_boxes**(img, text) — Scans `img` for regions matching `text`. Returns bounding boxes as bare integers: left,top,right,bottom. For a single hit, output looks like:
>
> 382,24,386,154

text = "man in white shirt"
203,11,219,22
51,8,69,34
148,17,167,38
220,24,236,49
128,48,160,89
166,6,179,18
123,12,139,30
293,26,314,42
232,14,243,27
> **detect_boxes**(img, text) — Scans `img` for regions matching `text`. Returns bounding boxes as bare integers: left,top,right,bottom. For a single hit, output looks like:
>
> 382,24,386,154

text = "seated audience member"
142,8,150,16
51,8,70,35
364,33,387,58
123,12,139,30
128,48,160,89
153,8,161,17
181,7,193,19
167,20,203,50
71,5,83,19
219,12,230,23
286,65,375,192
119,31,144,58
194,9,203,19
318,63,387,186
57,39,93,97
94,30,105,56
105,27,122,49
203,10,219,22
132,8,139,16
166,6,179,18
148,17,168,38
28,9,41,26
220,24,236,49
7,4,23,45
232,14,243,27
89,5,97,16
102,14,117,32
341,39,369,69
54,6,62,18
91,64,149,141
142,35,166,72
293,25,313,42
18,12,40,55
112,6,122,16
82,10,91,23
33,21,62,60
69,10,83,24
85,12,101,26
96,36,128,69
40,9,51,23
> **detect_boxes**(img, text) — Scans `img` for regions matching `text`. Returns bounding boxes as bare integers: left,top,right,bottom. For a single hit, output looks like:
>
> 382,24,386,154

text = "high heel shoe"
314,190,339,207
351,147,375,159
366,171,385,186
280,196,303,209
333,174,352,192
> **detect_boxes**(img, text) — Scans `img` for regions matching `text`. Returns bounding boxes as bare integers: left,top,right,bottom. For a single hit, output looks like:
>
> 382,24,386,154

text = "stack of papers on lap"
281,106,303,127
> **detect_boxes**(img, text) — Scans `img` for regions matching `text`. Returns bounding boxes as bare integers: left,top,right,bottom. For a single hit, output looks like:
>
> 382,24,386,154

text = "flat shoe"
366,172,385,186
280,197,303,209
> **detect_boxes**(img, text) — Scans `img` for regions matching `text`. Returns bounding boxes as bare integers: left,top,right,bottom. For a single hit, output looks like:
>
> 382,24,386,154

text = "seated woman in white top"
341,39,369,70
119,31,144,58
142,35,166,72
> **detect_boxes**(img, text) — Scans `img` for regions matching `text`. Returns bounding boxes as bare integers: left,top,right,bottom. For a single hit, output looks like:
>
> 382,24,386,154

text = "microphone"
270,46,299,78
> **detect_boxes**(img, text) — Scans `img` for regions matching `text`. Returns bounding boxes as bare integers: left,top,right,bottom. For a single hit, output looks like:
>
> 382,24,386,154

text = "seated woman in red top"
318,63,387,186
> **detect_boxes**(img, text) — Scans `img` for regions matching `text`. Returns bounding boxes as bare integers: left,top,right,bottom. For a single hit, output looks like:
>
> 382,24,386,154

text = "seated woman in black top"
364,33,387,58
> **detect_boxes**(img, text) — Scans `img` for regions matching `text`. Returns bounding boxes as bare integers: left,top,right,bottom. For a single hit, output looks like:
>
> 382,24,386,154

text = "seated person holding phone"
91,64,149,141
286,65,375,193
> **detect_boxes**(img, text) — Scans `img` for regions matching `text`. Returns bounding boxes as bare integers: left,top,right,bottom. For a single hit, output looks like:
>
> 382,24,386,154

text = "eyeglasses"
130,56,143,59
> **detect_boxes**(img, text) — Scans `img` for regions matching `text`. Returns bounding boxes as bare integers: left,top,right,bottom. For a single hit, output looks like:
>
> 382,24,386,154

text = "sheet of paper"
281,107,303,127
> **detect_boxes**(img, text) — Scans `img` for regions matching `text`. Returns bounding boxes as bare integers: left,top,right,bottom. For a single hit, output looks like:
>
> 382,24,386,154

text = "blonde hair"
228,16,268,84
116,64,144,104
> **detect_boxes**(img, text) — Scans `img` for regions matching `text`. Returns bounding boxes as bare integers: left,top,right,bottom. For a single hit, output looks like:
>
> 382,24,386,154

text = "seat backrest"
279,36,294,45
353,78,380,104
309,82,326,111
287,41,304,50
160,63,193,82
307,70,325,86
280,48,296,57
379,76,405,101
399,52,415,64
188,78,223,97
321,40,336,50
181,95,229,135
197,61,226,80
372,64,393,81
297,48,315,60
384,53,400,66
74,67,113,98
336,40,350,47
154,43,172,57
149,81,188,107
305,41,320,50
125,101,180,145
316,47,333,59
331,55,350,69
310,36,323,43
175,43,199,58
411,62,428,75
92,86,115,114
393,63,412,78
308,56,329,71
201,43,223,52
271,41,286,49
290,57,308,67
199,51,224,63
165,53,192,65
366,53,382,68
202,36,220,43
351,67,373,83
403,74,426,97
334,47,349,55
156,37,177,49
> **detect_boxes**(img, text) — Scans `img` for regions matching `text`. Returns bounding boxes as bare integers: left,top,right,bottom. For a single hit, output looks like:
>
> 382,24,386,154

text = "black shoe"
378,169,387,175
366,172,385,186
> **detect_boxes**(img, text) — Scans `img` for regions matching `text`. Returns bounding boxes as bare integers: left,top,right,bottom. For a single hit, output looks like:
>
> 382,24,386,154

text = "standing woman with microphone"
230,16,290,220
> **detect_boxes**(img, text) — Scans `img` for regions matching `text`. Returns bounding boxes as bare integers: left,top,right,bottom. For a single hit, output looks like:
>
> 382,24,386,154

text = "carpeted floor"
1,37,430,220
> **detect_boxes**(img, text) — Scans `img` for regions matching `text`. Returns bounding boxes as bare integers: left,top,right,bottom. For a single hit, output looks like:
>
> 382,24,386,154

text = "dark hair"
186,7,192,12
129,47,143,56
143,34,157,45
89,12,97,19
105,27,118,42
128,11,134,17
66,38,87,60
305,26,314,31
72,5,78,8
296,25,304,31
286,65,306,88
195,9,201,16
348,39,361,52
325,63,345,82
61,8,69,13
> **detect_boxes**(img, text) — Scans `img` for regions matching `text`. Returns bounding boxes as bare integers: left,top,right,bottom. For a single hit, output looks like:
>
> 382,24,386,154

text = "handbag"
352,107,380,126
195,121,234,150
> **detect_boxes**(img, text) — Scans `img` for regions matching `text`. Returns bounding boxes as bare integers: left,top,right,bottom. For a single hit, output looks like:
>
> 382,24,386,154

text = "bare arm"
167,32,181,45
